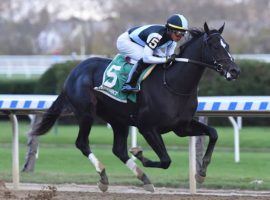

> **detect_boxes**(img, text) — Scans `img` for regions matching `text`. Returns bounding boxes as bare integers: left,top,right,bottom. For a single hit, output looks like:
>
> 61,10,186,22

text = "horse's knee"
161,159,171,169
112,147,120,158
112,147,128,163
75,140,89,157
75,140,83,151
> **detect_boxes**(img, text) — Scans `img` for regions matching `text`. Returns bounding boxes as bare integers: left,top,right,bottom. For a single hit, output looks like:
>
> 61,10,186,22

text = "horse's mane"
189,28,205,38
178,28,204,56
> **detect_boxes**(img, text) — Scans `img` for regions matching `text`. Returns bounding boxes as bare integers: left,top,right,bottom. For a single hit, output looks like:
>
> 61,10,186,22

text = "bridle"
163,32,232,96
202,32,233,75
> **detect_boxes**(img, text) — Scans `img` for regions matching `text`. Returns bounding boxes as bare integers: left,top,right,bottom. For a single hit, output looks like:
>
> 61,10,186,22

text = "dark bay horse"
31,23,240,192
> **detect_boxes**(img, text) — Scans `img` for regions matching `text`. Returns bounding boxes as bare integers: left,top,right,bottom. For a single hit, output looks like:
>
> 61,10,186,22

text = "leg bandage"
88,153,103,173
126,158,142,177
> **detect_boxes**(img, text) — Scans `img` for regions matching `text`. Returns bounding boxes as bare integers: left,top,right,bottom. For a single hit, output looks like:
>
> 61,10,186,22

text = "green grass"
1,121,270,149
0,121,269,189
0,75,40,80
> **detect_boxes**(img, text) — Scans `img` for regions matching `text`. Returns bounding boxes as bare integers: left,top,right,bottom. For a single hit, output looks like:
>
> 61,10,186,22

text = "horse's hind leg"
75,113,108,192
70,89,108,192
110,123,154,192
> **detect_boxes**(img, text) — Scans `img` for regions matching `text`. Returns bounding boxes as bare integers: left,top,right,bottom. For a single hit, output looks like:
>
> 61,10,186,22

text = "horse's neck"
168,37,205,94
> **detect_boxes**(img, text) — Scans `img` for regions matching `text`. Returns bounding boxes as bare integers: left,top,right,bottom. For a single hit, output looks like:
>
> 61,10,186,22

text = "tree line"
0,0,269,55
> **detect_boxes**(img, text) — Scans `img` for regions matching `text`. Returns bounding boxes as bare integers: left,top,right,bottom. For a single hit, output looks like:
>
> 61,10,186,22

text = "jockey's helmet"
166,14,188,31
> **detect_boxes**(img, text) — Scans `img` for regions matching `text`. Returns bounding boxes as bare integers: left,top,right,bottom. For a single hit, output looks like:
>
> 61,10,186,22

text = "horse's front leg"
177,119,218,183
131,129,171,169
110,123,154,192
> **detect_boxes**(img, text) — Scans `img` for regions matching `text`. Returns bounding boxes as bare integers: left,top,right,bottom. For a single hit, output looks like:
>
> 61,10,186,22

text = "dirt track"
1,182,270,200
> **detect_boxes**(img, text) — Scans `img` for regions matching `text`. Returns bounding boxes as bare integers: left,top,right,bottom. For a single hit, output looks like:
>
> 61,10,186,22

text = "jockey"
117,14,189,93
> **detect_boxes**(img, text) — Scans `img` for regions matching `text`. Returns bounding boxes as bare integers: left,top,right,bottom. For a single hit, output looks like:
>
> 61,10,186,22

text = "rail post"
9,114,19,189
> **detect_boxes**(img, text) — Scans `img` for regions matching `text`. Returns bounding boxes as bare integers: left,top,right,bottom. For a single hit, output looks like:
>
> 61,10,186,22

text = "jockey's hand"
166,54,176,64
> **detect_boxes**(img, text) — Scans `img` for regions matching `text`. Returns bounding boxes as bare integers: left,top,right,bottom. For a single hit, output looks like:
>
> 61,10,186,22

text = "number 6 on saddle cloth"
94,54,155,103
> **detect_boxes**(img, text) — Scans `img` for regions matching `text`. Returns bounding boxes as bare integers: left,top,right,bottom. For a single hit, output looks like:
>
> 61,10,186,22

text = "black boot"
121,59,148,93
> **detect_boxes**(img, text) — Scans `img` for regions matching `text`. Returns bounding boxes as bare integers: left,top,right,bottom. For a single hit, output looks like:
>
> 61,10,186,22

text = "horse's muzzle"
226,68,240,81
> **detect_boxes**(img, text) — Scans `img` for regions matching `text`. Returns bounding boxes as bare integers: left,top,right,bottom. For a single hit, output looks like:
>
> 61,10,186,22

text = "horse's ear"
204,22,210,34
218,22,225,34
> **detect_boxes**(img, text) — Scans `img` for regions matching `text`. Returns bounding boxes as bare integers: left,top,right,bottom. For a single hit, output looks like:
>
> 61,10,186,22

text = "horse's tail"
30,92,67,136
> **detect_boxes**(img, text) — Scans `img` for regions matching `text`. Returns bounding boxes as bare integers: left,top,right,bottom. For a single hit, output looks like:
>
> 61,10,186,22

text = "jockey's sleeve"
154,48,166,57
166,42,177,56
143,45,166,64
143,33,167,64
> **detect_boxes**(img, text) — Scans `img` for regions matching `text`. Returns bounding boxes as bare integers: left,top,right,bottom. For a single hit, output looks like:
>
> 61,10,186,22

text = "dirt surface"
1,181,270,200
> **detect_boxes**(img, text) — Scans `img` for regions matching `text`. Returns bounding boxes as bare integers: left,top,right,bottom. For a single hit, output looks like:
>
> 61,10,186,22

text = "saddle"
94,54,155,103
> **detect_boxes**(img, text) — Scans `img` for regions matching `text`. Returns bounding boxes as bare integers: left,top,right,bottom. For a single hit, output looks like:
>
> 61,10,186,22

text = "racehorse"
31,22,240,192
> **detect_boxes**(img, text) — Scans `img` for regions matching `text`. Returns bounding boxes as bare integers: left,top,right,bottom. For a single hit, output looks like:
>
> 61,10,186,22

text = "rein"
162,58,218,96
175,58,218,70
163,69,195,96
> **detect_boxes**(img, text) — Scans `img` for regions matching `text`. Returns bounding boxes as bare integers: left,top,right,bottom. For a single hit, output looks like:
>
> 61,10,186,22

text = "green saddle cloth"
94,54,154,103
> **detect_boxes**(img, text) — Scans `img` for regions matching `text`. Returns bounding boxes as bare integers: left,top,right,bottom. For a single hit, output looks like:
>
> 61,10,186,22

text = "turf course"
0,121,269,189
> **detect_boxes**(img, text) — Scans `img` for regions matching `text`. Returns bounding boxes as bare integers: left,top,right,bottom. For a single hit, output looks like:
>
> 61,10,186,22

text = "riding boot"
122,59,148,93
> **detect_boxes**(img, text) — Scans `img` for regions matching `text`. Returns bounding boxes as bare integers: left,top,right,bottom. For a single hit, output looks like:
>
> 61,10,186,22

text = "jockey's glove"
166,54,177,64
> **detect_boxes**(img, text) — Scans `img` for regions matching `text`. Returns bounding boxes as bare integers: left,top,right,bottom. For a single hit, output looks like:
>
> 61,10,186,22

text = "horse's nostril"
229,69,238,77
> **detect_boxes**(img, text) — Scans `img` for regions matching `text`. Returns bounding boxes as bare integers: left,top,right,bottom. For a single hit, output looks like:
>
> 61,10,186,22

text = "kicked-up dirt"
1,181,270,200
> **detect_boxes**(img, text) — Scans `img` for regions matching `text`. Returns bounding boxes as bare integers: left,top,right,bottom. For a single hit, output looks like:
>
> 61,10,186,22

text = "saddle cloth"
94,54,155,103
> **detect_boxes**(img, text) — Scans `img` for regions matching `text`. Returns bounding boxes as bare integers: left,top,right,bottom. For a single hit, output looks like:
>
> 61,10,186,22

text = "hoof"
195,173,206,184
129,147,143,156
98,181,108,192
143,184,155,192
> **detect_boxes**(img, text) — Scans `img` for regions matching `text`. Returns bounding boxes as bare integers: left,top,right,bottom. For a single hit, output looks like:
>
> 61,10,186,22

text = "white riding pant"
116,32,143,64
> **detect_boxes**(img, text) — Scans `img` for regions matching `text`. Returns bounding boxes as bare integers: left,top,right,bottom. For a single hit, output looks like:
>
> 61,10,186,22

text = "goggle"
171,30,186,37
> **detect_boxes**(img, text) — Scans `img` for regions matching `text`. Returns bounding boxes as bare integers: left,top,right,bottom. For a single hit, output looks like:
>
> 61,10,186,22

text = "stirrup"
121,84,140,93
